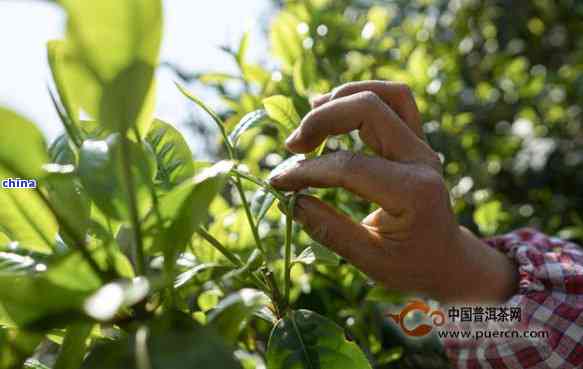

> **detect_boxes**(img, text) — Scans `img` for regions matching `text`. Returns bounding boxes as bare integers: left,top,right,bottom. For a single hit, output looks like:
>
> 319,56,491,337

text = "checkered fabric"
443,228,583,368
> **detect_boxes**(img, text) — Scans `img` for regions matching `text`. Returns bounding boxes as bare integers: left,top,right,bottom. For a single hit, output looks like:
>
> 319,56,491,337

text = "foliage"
2,0,582,368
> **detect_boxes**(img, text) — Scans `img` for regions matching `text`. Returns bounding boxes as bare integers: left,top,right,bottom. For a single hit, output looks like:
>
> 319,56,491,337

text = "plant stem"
196,227,242,266
233,174,266,255
36,189,107,281
196,227,269,291
232,168,287,204
284,195,296,307
119,136,146,276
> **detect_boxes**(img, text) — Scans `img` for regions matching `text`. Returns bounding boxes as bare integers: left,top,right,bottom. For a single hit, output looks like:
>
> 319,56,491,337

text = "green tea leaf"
146,119,195,189
263,95,301,135
208,289,271,344
59,0,162,82
267,309,372,369
44,171,91,248
144,161,234,260
250,188,276,224
0,168,58,254
229,110,270,147
0,275,89,329
81,312,243,369
0,108,49,179
78,133,156,220
99,61,156,135
47,39,100,136
293,243,340,266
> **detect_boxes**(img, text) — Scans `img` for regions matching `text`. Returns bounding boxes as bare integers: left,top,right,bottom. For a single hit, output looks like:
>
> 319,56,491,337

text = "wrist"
439,226,518,304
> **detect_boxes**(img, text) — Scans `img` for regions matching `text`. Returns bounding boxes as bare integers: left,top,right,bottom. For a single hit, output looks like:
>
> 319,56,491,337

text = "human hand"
270,81,517,303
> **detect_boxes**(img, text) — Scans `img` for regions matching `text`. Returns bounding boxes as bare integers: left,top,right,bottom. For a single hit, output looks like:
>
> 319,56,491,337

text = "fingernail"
285,129,300,145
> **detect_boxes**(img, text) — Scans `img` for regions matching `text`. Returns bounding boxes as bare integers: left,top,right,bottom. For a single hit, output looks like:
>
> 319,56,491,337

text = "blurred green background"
187,0,583,242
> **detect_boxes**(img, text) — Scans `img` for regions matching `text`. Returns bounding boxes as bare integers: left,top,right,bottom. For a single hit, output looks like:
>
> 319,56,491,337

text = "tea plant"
0,1,399,368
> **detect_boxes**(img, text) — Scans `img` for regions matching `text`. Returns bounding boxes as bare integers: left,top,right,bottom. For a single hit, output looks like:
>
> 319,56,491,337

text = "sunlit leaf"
293,243,340,266
0,108,49,179
263,95,301,135
229,110,270,147
0,131,58,253
146,119,195,189
208,289,270,344
143,161,234,264
78,133,156,220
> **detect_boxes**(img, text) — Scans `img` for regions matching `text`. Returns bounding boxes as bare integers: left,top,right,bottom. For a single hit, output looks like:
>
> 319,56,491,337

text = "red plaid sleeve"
443,228,583,368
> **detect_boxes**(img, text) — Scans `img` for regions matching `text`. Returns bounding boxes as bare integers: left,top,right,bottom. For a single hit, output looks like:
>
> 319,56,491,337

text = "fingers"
292,195,389,269
270,151,413,213
287,91,436,166
311,81,424,139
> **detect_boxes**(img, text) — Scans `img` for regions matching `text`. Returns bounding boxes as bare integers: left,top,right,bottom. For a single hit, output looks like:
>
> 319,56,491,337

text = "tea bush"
1,0,582,369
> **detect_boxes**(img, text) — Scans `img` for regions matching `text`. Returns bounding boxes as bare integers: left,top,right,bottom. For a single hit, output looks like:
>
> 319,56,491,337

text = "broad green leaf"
44,171,90,248
208,289,270,344
263,95,301,135
293,243,340,266
0,275,89,329
267,309,372,369
146,119,195,189
59,0,162,82
229,110,270,147
56,0,162,135
99,61,157,135
270,12,303,71
0,108,49,178
143,161,234,260
0,167,58,254
47,40,99,135
78,133,156,220
81,313,242,369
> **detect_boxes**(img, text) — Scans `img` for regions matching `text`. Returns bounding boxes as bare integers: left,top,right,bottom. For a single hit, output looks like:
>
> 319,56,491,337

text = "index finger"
311,81,425,139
